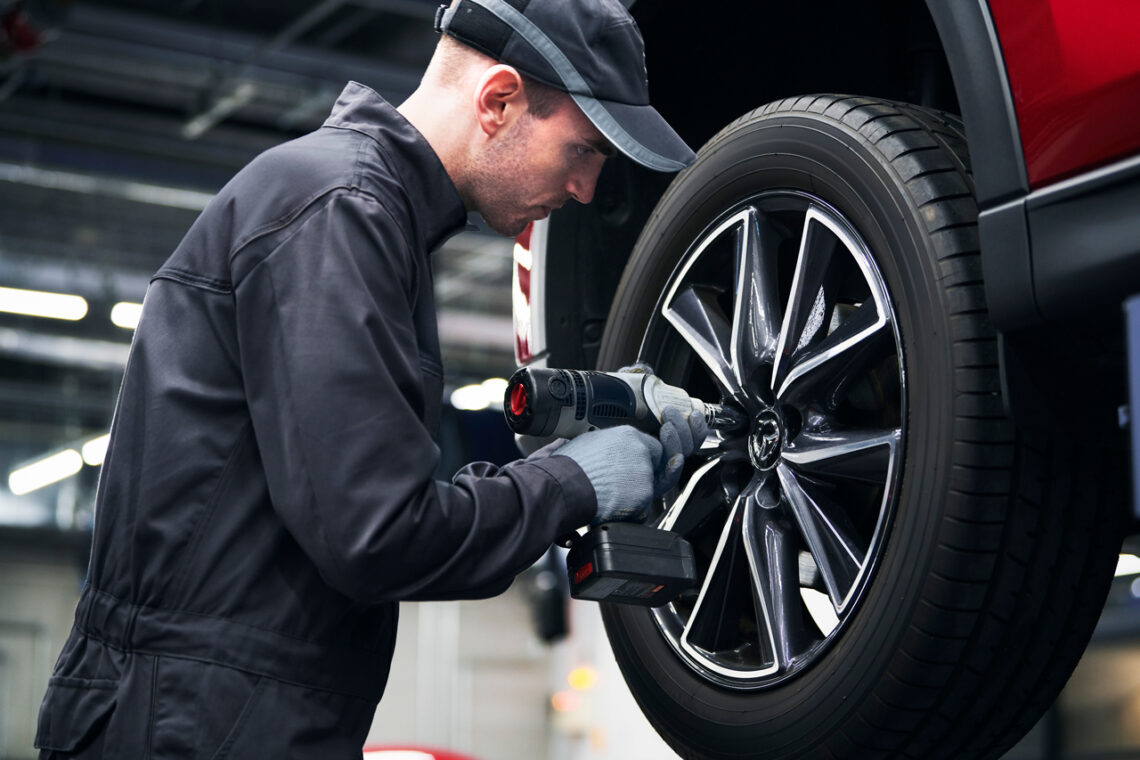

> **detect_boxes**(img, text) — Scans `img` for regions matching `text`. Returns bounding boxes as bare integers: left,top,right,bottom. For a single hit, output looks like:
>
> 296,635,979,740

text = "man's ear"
473,64,526,137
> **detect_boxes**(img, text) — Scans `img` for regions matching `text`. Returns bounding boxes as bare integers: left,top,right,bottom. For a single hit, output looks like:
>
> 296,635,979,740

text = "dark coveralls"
34,82,595,758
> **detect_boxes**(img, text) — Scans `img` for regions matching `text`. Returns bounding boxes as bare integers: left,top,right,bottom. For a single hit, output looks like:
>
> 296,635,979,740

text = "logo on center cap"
749,411,783,470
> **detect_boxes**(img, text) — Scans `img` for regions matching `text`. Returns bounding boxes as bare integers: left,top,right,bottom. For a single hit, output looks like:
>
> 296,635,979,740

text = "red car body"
362,746,481,760
990,0,1140,186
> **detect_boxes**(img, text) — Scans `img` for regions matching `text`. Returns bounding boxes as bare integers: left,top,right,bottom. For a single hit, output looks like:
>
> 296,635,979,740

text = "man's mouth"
537,199,569,218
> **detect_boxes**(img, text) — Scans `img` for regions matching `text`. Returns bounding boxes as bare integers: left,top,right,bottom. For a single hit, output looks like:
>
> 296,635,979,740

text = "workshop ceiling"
0,0,519,526
0,0,516,444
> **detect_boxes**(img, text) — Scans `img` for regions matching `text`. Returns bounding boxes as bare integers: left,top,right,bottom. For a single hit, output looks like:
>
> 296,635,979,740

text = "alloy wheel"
641,191,906,689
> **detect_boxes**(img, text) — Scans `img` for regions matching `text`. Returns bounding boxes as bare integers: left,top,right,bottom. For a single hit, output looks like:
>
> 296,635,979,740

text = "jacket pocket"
206,675,266,760
34,676,117,752
149,656,265,760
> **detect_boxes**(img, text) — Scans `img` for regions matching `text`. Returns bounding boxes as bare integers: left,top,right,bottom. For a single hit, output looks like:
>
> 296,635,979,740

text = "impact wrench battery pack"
565,523,698,607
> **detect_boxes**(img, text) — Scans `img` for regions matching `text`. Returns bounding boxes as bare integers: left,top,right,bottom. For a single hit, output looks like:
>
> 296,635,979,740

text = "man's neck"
398,89,467,200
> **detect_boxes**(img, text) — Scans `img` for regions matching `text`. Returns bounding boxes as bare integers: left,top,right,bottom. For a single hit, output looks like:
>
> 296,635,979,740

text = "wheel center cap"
749,411,783,471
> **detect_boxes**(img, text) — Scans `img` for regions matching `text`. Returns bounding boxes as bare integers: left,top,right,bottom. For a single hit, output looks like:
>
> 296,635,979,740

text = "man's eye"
575,145,594,157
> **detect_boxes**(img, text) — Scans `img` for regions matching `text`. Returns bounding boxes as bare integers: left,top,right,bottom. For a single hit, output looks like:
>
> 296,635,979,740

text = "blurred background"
1,1,1140,759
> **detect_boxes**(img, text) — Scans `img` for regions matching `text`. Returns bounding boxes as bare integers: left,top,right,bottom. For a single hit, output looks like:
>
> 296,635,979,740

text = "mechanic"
34,0,698,757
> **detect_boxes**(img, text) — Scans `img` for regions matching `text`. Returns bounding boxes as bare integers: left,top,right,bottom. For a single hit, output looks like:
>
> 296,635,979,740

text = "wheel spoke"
772,206,843,393
741,485,814,670
664,285,741,398
658,457,727,537
682,497,751,655
776,300,892,405
776,463,865,613
782,427,900,484
730,207,782,388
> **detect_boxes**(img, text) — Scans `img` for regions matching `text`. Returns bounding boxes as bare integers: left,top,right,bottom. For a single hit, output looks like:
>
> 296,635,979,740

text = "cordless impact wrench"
503,367,746,440
503,367,746,607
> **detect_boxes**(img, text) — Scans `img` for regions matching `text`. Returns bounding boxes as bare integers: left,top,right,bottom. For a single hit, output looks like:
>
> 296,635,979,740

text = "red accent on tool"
509,382,528,417
572,561,594,584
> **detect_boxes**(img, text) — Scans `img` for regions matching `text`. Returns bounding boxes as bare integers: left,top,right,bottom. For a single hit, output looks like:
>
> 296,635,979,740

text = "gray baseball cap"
434,0,695,172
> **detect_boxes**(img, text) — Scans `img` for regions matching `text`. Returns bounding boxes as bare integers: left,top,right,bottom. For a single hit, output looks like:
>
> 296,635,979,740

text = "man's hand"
654,405,708,496
553,426,662,525
618,362,709,496
552,408,708,526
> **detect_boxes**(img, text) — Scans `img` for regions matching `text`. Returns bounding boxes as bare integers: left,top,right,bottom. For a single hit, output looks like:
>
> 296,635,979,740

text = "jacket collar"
324,81,472,253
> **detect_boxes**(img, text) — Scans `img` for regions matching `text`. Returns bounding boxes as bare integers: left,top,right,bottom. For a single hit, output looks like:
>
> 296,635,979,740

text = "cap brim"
569,93,695,173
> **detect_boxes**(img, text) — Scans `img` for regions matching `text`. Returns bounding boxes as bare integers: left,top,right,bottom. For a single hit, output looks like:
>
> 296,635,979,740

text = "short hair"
519,75,564,120
431,34,567,120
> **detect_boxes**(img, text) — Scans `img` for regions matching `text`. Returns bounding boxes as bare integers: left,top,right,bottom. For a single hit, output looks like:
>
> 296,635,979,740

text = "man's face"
464,98,614,237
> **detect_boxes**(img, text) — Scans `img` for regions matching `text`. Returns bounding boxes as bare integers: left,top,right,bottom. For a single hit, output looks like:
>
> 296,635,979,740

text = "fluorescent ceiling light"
450,383,491,411
1116,554,1140,577
0,286,88,321
82,434,111,467
449,377,509,411
481,377,508,398
110,301,143,330
9,450,83,495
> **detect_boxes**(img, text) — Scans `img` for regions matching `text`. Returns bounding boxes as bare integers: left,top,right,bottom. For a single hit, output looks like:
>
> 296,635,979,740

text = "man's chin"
484,216,532,238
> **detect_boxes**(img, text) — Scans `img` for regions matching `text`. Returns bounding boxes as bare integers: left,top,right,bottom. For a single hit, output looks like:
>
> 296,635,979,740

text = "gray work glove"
655,405,709,496
516,433,563,458
617,361,710,496
554,426,662,525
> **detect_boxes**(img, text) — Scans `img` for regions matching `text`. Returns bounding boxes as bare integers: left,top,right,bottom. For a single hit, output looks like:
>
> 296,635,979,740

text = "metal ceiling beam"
277,85,345,130
0,162,213,212
59,4,424,102
0,379,118,420
183,0,348,139
312,6,380,47
0,99,281,182
183,82,259,140
351,0,440,18
251,0,350,61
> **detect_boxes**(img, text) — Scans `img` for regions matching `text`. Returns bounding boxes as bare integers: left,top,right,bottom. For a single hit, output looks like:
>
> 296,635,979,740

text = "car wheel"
596,95,1125,760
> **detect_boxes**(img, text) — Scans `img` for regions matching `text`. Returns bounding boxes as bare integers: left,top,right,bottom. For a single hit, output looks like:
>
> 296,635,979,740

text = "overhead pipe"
182,0,347,139
179,0,441,138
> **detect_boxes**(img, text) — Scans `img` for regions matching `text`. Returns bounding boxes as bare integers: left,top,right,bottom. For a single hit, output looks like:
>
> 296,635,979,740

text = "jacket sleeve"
232,189,596,603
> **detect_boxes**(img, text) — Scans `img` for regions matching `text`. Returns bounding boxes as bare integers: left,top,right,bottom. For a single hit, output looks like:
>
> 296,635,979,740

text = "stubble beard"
460,115,538,238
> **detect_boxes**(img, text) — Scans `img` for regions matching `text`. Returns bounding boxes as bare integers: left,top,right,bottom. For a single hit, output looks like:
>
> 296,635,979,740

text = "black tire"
596,95,1125,760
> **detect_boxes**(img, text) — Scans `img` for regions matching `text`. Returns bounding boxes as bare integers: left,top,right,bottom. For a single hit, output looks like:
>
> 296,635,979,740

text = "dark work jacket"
35,82,595,759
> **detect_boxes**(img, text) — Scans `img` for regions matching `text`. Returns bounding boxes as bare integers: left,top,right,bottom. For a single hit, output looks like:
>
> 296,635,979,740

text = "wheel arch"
927,0,1131,437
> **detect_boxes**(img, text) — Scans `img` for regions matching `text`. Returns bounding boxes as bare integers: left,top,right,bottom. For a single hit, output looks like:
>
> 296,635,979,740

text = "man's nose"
567,165,601,205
